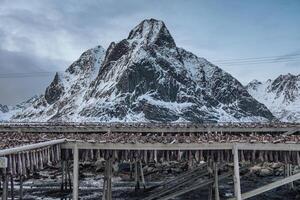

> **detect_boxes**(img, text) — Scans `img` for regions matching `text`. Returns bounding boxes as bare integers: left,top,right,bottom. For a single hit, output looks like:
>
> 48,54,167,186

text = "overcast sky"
0,0,300,105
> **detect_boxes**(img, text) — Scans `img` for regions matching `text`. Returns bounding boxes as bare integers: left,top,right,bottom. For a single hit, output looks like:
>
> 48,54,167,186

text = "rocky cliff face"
0,104,9,114
12,19,274,122
247,73,300,122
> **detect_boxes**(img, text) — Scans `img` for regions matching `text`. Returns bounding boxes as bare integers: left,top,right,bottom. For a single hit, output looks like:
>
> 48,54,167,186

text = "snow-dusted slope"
14,46,105,121
246,74,300,122
13,19,274,122
0,96,39,121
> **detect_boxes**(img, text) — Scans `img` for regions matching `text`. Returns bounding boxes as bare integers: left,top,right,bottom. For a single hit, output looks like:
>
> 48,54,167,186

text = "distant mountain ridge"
8,19,274,122
246,73,300,122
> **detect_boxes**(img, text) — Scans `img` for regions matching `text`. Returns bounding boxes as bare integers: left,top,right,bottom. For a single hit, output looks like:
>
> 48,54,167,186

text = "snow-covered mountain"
12,19,274,122
246,73,300,122
0,96,39,122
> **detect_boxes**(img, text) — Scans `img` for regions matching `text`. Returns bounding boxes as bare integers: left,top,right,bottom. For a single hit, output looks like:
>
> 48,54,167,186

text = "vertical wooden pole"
214,162,220,200
140,161,146,189
130,161,133,180
2,168,8,200
10,175,14,200
102,158,112,200
108,158,112,200
102,160,108,200
208,159,213,200
233,145,242,200
72,143,79,200
102,158,113,200
64,161,68,190
134,160,140,191
67,161,72,190
19,176,23,200
286,164,294,190
61,160,65,191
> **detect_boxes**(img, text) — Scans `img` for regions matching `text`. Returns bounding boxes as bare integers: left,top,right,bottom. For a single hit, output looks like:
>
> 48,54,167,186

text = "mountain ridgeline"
247,73,300,122
13,19,274,122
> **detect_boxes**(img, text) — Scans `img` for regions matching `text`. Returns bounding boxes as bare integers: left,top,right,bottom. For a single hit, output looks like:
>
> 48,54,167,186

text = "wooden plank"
0,139,66,156
283,128,300,136
159,170,233,200
61,142,300,151
143,169,209,200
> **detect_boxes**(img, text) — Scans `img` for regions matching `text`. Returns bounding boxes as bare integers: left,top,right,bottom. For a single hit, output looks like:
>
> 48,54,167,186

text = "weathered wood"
158,170,234,200
143,169,210,200
61,161,65,191
19,175,23,200
102,158,113,200
214,162,220,200
233,145,242,200
62,142,300,152
0,139,66,156
134,160,140,191
140,161,146,189
72,144,79,200
2,168,8,200
10,175,14,200
228,171,300,200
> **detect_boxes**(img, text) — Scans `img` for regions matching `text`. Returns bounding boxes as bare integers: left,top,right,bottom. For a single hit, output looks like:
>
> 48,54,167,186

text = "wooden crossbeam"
62,141,300,151
228,172,300,200
283,128,300,136
159,170,234,200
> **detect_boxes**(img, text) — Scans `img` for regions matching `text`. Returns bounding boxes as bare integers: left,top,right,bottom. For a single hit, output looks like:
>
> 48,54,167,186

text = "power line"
0,53,299,78
214,57,300,66
211,53,300,62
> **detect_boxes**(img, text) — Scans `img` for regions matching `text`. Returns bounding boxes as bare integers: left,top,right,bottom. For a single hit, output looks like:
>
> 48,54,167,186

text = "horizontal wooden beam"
0,139,66,156
61,141,300,151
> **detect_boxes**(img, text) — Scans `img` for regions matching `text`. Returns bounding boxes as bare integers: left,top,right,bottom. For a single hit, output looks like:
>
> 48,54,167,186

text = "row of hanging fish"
5,144,61,177
62,149,300,166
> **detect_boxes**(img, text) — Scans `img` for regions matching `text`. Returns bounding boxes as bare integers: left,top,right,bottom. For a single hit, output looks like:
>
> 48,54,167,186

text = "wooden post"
134,160,140,191
130,161,133,180
72,143,79,200
19,176,23,200
214,162,220,200
233,145,242,200
108,158,112,200
140,161,146,189
2,168,8,200
286,164,294,190
102,160,107,200
208,159,213,200
103,158,112,200
61,160,65,191
64,161,68,190
10,175,14,200
67,161,72,190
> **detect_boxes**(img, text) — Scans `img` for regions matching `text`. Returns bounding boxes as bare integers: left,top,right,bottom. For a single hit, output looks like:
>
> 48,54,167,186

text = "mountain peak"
127,18,176,48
